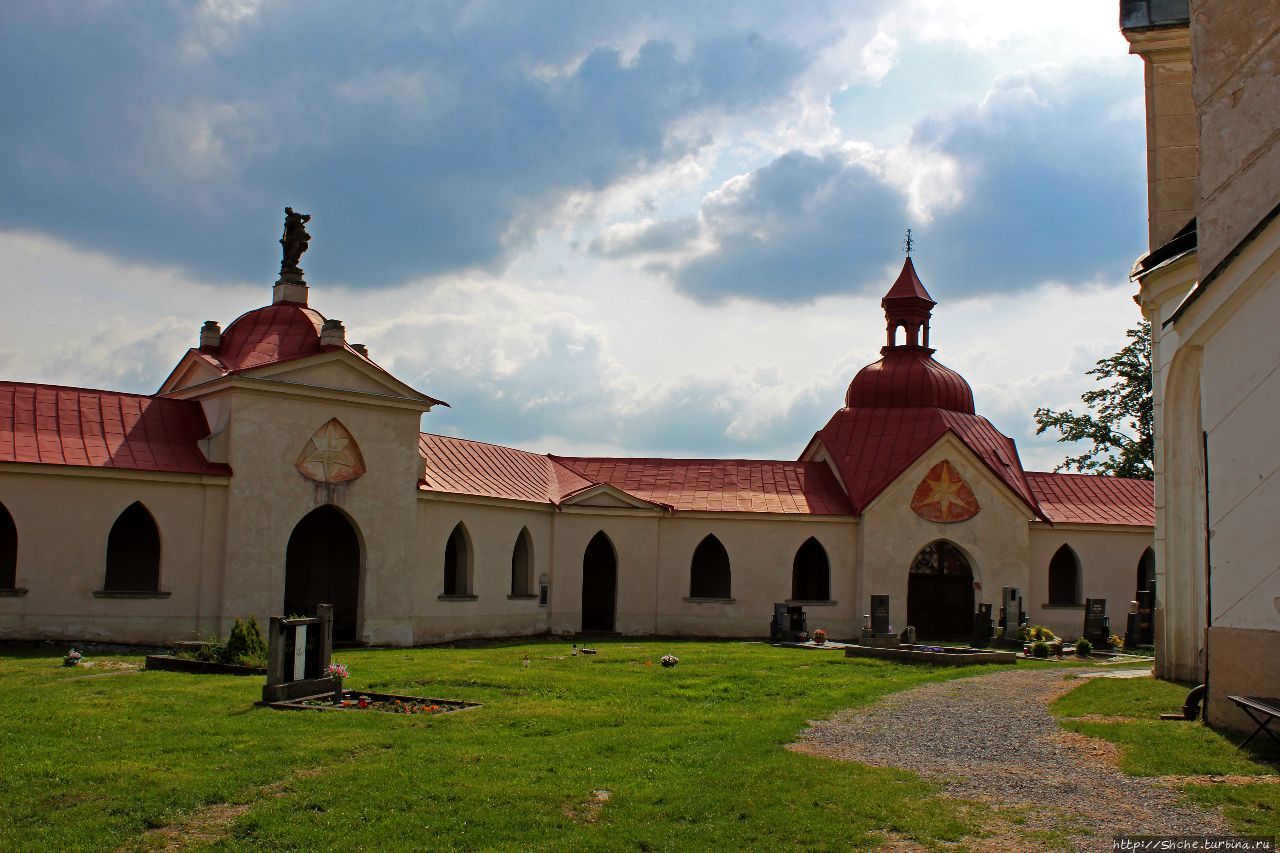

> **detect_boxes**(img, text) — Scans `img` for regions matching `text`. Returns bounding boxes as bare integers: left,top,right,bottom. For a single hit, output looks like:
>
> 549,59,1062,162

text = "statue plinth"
273,270,308,305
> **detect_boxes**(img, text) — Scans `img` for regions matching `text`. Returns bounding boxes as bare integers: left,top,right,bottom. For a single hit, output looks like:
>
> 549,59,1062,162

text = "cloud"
638,68,1146,303
1,4,815,287
588,217,700,258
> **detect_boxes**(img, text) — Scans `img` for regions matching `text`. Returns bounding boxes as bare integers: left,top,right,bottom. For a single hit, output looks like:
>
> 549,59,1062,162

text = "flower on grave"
660,654,679,668
63,649,82,667
325,662,349,682
812,629,828,644
357,695,369,709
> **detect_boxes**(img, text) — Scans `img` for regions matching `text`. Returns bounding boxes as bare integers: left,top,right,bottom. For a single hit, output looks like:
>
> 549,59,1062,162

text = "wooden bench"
1227,696,1280,750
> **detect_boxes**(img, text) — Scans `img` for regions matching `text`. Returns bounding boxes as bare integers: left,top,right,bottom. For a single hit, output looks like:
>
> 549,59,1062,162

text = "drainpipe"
1202,430,1212,725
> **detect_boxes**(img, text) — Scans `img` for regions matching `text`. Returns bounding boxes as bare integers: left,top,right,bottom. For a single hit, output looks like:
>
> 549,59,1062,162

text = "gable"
261,356,416,398
559,483,666,511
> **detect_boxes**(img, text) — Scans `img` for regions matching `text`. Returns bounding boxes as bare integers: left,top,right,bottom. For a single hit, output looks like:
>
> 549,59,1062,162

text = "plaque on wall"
910,460,980,523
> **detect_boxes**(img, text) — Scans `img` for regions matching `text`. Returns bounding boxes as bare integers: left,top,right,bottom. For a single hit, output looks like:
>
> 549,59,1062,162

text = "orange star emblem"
296,419,366,484
910,460,980,523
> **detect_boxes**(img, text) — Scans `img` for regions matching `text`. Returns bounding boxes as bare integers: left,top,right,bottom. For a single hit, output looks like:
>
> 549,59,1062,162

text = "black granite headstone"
870,594,891,635
1084,597,1109,644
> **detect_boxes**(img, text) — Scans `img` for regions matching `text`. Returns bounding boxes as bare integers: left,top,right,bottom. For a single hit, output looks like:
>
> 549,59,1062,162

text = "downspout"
1202,429,1212,724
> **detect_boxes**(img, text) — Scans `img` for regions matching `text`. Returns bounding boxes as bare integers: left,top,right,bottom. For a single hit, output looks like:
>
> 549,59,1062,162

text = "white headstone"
292,624,307,681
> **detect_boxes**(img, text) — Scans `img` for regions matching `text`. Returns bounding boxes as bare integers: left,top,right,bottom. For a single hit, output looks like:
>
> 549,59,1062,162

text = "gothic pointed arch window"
1048,544,1082,606
443,523,473,597
511,527,534,596
0,501,16,590
689,534,731,599
791,537,830,601
104,502,161,592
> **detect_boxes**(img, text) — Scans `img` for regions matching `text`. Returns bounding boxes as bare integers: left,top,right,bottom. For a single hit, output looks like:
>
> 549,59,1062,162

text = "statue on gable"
280,207,312,275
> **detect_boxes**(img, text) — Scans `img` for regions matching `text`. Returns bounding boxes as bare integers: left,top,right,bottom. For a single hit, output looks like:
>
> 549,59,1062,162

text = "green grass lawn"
2,639,1025,851
1053,674,1280,835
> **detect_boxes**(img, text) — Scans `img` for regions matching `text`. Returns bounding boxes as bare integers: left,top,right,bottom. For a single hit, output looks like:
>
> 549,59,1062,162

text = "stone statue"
280,207,312,275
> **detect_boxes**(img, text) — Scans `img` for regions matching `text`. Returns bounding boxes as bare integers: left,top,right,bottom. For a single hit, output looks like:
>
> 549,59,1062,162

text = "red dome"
845,348,975,413
213,303,327,371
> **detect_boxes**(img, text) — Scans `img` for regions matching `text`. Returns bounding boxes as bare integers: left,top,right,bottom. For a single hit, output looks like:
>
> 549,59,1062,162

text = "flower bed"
264,689,480,715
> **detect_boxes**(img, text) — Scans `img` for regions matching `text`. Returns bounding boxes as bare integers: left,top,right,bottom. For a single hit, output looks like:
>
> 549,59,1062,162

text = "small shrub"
1031,641,1051,658
1075,638,1093,657
226,616,268,666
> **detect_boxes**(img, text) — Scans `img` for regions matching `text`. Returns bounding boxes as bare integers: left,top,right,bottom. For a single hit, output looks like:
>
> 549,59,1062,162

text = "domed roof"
212,303,327,371
845,349,975,413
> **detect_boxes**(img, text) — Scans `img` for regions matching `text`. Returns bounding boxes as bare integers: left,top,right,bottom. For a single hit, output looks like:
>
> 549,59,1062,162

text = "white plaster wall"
1026,526,1155,640
0,468,228,643
858,434,1033,634
212,384,427,646
415,496,552,642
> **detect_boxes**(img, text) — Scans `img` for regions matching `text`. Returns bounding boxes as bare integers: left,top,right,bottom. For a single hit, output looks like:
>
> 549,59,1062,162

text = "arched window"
0,501,16,589
104,502,160,592
1048,544,1081,606
791,537,830,601
689,534,731,599
443,523,472,596
1136,547,1156,595
511,527,533,596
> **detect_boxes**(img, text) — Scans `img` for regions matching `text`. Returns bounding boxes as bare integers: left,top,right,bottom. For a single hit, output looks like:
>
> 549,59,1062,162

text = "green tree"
1034,321,1153,480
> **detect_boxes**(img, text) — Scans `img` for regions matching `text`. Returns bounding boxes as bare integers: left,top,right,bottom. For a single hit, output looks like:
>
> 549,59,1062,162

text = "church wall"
414,495,552,642
211,387,426,646
0,467,228,643
858,435,1033,635
652,514,859,638
549,508,664,636
1026,525,1155,641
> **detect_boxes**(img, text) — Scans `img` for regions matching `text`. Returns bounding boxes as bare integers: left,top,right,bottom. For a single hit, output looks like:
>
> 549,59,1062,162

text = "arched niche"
443,522,473,596
1048,544,1082,606
104,502,161,592
0,501,15,589
284,505,362,641
511,527,534,596
689,534,732,599
791,537,830,601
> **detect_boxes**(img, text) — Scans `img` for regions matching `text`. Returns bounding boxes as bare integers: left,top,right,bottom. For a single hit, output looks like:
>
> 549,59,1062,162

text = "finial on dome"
903,228,914,257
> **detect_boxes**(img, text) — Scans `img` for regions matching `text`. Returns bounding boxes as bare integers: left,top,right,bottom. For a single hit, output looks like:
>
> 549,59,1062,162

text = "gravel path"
791,667,1227,851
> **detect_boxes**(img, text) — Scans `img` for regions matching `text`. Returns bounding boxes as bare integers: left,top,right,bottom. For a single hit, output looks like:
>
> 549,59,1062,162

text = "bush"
1075,638,1093,657
226,617,268,667
1031,641,1051,658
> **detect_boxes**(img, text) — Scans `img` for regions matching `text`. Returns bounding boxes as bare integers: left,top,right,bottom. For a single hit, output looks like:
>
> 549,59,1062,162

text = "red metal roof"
1026,471,1154,526
419,434,851,514
845,350,975,412
883,257,935,304
811,406,1043,519
208,304,327,372
552,456,852,515
0,382,229,476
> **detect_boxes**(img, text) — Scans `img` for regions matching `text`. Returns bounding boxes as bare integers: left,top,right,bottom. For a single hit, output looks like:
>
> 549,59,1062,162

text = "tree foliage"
1034,321,1153,480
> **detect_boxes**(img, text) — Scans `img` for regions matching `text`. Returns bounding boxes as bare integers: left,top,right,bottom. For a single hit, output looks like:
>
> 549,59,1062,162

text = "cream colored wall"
1026,525,1154,640
858,434,1031,633
209,382,428,646
1124,25,1197,248
0,467,228,643
1190,0,1280,274
653,514,858,638
415,495,552,642
548,507,663,636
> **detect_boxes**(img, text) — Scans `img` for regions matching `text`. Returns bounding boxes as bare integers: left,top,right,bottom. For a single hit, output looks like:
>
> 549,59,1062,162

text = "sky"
0,1,1150,471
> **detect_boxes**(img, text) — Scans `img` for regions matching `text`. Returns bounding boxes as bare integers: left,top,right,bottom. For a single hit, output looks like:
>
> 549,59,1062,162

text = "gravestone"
1083,598,1110,646
971,602,994,647
1135,589,1154,645
263,604,334,703
770,603,788,641
870,594,891,636
1000,586,1024,641
787,604,808,639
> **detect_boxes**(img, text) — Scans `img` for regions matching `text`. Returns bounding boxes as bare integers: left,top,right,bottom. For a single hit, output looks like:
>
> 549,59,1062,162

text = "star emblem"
910,460,980,523
296,419,365,484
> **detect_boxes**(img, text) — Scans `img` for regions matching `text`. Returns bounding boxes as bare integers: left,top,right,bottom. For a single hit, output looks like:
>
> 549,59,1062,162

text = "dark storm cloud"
667,70,1147,303
0,2,813,286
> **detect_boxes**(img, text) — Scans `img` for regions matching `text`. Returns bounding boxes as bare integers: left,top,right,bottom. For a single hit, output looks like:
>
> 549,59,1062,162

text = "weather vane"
903,228,914,257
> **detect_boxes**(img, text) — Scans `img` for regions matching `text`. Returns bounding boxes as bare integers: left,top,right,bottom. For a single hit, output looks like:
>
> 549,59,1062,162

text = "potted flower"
63,649,82,667
812,628,828,645
660,654,679,668
325,662,349,705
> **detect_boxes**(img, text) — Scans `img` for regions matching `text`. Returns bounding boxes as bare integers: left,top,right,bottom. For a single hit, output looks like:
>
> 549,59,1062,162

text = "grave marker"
263,604,335,703
1083,598,1110,646
870,594,891,636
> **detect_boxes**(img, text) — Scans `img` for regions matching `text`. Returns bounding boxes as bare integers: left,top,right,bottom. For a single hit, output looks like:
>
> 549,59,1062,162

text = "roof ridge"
421,432,548,456
0,380,161,401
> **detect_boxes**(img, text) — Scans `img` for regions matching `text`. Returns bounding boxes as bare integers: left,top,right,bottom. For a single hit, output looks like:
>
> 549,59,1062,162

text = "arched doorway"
581,531,617,633
907,541,974,639
285,506,361,642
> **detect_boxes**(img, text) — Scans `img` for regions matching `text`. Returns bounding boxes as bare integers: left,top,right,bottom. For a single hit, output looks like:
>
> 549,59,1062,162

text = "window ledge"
0,587,28,597
1041,603,1085,610
438,594,478,602
683,596,735,604
93,590,171,599
786,599,837,606
507,594,539,600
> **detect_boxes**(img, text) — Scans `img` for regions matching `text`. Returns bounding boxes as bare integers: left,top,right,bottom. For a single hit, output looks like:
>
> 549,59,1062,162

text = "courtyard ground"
0,639,1274,850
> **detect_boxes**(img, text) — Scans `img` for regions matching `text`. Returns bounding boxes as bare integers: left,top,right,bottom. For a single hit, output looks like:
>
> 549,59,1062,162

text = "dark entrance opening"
0,501,16,590
104,502,161,592
1136,547,1156,600
581,531,617,633
285,505,361,642
907,540,974,639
